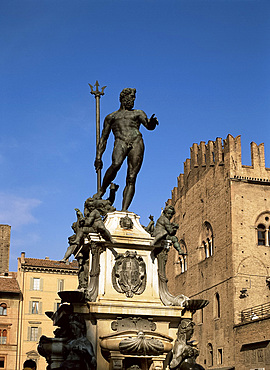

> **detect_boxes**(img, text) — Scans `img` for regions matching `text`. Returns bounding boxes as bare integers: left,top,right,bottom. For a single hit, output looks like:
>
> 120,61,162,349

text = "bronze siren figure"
94,88,158,211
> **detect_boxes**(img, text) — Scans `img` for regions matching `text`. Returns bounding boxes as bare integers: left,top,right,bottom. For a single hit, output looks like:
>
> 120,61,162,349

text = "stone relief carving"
112,251,147,297
111,317,156,332
120,214,134,229
119,331,164,356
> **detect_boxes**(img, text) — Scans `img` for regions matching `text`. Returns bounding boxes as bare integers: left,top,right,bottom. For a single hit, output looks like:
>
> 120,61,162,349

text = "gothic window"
203,241,208,258
201,222,214,259
0,329,7,344
217,348,223,365
207,343,213,366
256,213,270,247
257,224,266,245
214,292,221,318
174,240,187,274
0,303,7,316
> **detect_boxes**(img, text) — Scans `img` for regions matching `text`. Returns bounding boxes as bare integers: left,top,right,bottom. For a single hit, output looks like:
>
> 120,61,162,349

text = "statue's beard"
123,97,134,110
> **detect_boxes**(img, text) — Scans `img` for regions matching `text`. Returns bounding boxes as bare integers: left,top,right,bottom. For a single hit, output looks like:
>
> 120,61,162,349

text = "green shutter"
39,302,42,314
30,277,33,290
38,327,42,340
29,301,32,314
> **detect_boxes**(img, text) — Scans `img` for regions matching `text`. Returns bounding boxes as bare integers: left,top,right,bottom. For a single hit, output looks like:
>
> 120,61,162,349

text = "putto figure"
94,88,158,211
151,205,185,256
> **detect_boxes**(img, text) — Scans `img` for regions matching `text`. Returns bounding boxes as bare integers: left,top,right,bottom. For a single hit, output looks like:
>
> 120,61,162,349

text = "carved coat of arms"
112,251,146,298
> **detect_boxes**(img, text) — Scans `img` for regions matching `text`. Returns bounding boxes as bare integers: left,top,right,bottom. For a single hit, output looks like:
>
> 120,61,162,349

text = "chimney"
21,252,25,264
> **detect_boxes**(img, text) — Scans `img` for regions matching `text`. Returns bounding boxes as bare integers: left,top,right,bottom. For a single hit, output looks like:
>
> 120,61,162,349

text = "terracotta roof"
19,258,78,270
0,274,21,293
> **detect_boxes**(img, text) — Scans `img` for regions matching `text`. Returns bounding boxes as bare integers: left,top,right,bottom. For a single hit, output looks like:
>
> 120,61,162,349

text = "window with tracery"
256,214,270,247
174,240,187,274
0,304,7,316
207,343,213,366
201,222,214,259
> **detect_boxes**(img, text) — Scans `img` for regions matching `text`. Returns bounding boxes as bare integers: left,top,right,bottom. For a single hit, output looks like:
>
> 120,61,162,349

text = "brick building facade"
166,135,270,370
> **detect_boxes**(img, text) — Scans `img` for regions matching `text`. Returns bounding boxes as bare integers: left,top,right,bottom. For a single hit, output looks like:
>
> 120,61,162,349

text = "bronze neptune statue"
94,88,158,211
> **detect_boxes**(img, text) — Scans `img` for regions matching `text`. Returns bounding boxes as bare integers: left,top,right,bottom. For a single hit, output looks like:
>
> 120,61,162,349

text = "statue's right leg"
99,140,127,197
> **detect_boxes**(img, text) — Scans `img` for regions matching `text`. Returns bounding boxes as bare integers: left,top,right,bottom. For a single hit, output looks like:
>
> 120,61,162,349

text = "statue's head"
120,88,136,110
85,197,95,212
177,319,195,341
163,205,175,220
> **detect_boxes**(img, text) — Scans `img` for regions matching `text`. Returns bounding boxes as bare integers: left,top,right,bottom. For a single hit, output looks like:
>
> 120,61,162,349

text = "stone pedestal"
40,211,205,370
71,211,192,369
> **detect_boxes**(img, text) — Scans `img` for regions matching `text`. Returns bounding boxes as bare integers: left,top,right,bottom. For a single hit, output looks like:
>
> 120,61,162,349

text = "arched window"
203,241,208,258
207,343,213,366
0,329,7,344
174,241,188,274
214,292,221,318
258,224,266,245
201,222,214,259
256,214,270,247
0,303,7,316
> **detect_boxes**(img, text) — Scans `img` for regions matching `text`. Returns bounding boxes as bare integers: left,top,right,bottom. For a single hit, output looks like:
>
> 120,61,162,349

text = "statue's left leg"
122,138,144,211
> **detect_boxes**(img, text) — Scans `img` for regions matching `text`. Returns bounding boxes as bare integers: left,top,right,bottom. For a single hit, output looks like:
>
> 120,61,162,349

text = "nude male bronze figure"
94,88,158,211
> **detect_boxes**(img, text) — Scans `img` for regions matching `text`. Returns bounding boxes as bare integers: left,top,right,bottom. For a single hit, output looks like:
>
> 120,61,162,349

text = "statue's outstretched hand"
149,114,159,126
94,158,103,171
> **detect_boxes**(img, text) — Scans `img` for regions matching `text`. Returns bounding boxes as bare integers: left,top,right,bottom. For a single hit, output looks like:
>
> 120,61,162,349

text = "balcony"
240,302,270,323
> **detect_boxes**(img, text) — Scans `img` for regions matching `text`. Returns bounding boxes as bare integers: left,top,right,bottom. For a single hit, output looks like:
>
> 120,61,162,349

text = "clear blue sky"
1,0,270,271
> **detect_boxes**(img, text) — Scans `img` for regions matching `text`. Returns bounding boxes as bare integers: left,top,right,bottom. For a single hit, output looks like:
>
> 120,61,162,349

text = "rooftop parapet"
170,134,270,202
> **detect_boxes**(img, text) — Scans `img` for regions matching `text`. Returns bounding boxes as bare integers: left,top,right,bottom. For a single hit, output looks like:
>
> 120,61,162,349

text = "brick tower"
0,225,11,273
166,134,270,369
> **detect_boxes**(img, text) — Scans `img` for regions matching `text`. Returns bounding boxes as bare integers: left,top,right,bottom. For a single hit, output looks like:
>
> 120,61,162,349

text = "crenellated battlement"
170,135,270,203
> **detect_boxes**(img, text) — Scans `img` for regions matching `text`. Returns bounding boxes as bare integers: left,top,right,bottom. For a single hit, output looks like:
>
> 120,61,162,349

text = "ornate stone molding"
85,243,106,302
156,245,188,307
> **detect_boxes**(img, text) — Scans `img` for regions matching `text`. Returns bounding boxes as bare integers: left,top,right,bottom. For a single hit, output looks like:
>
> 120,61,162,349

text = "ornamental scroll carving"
112,251,146,298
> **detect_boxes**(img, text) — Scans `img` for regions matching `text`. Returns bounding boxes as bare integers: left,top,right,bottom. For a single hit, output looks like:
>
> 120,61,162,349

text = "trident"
89,80,106,192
